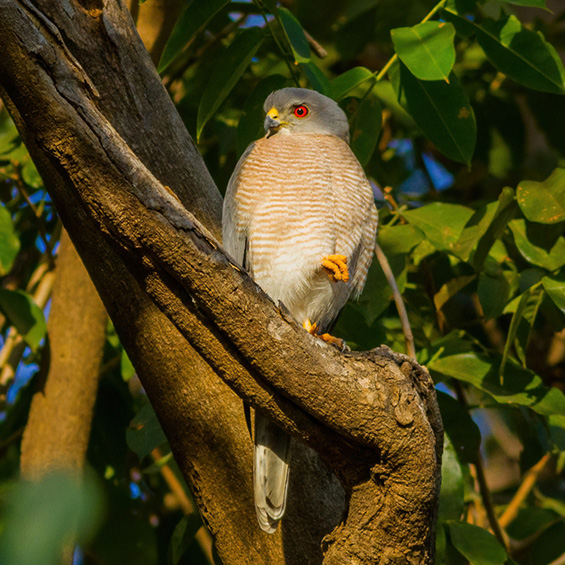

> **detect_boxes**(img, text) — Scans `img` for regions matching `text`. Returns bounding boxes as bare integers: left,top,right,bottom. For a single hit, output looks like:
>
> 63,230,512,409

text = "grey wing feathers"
222,142,256,268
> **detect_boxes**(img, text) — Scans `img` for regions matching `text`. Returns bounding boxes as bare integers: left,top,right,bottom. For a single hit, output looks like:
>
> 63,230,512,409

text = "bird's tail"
254,412,291,533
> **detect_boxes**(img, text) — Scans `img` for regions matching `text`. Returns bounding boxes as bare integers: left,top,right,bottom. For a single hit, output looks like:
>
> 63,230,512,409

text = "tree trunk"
0,1,443,563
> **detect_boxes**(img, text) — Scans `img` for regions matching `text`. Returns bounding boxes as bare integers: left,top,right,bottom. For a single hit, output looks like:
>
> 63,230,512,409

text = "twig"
499,453,551,528
375,244,416,360
151,447,214,564
303,29,327,58
474,454,510,551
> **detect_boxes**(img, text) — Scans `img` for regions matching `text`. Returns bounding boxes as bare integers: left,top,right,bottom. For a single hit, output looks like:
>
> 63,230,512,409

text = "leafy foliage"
1,0,565,563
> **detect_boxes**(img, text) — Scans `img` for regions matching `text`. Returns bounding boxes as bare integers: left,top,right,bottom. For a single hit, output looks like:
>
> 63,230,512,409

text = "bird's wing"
222,142,256,270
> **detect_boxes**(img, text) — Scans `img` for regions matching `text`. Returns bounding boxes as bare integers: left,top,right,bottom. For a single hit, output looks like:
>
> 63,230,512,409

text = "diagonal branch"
0,1,443,562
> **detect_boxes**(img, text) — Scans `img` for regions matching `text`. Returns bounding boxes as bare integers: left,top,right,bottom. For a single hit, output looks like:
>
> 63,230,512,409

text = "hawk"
222,87,378,532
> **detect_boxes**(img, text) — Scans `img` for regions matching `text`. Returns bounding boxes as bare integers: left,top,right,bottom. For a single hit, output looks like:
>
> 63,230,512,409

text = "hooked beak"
264,107,287,137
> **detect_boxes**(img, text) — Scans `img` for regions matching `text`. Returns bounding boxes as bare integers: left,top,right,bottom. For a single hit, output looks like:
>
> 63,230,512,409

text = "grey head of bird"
263,87,350,144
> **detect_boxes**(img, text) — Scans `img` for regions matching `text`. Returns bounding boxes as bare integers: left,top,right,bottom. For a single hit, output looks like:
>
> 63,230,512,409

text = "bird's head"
263,88,350,144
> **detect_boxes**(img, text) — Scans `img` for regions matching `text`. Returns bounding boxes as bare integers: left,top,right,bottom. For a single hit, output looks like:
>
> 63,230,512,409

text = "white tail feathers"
254,413,291,533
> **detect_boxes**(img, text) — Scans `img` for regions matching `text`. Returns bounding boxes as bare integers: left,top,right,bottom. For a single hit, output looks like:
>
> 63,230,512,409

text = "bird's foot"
303,319,346,350
321,254,349,283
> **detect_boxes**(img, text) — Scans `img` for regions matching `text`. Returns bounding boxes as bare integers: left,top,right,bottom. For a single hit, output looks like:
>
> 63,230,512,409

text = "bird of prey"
222,87,378,532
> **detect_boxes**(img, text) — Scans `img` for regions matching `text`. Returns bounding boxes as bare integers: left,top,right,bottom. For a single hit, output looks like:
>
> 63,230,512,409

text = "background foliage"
1,0,565,563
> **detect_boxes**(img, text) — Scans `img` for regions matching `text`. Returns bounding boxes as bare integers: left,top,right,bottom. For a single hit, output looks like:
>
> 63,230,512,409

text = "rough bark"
0,1,444,563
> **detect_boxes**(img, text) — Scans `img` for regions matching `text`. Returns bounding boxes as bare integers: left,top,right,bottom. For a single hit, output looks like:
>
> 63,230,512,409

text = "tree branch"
0,1,443,562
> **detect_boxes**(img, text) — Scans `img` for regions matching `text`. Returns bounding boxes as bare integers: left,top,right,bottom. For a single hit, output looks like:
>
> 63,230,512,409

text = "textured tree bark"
0,1,443,563
20,229,107,479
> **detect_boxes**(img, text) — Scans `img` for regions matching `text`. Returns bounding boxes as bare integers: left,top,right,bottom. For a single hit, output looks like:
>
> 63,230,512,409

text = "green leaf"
434,275,476,311
127,402,167,460
503,0,547,7
391,21,456,82
330,67,374,100
158,0,230,73
120,349,135,382
517,168,565,224
500,287,531,381
437,391,481,463
278,7,310,64
392,61,476,165
452,187,517,268
196,28,265,141
350,94,382,166
478,270,517,320
543,274,565,316
509,219,565,271
447,521,508,565
477,15,565,94
401,203,475,252
429,352,565,416
438,435,465,523
378,224,424,256
236,74,288,156
170,514,203,565
0,289,46,352
0,472,103,565
300,61,331,95
0,204,20,276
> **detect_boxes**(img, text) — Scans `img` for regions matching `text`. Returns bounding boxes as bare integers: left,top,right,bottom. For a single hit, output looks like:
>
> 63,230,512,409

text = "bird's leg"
303,319,345,350
321,254,349,283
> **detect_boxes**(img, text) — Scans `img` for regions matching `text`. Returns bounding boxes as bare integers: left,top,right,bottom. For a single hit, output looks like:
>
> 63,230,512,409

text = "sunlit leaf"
391,21,456,82
350,94,382,166
330,67,374,100
0,289,46,351
158,0,230,73
278,7,310,64
509,219,565,271
500,287,531,381
447,521,508,565
392,61,476,165
434,275,476,311
429,352,565,416
127,402,167,460
378,224,424,256
0,204,20,276
517,168,565,224
401,203,474,252
543,274,565,316
196,28,265,141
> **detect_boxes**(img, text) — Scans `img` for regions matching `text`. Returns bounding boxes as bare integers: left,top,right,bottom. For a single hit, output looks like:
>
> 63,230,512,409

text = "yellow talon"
321,254,349,283
303,319,345,350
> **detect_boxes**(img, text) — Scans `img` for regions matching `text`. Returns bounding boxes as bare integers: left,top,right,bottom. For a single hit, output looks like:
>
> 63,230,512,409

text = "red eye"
293,105,309,118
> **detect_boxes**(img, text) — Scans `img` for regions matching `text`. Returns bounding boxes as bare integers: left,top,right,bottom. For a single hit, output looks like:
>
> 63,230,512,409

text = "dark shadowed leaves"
392,61,476,165
236,74,288,156
278,7,310,64
437,391,481,463
197,28,265,141
349,95,382,167
158,0,230,73
477,14,565,94
0,289,46,351
127,402,168,460
447,521,508,565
